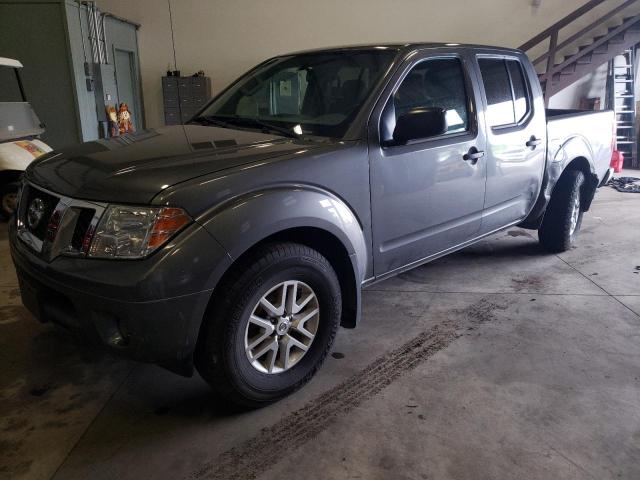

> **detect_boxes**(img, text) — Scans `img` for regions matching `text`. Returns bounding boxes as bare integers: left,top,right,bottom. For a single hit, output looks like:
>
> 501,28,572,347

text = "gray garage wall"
0,1,82,148
548,63,609,109
0,0,141,149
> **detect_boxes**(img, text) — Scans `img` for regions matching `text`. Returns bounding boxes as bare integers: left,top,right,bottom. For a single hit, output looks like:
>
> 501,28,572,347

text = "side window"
507,60,529,123
478,58,531,128
478,59,514,126
393,58,469,135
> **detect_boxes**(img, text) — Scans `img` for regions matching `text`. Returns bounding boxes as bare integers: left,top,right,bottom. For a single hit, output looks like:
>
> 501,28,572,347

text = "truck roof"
0,57,23,68
285,43,522,55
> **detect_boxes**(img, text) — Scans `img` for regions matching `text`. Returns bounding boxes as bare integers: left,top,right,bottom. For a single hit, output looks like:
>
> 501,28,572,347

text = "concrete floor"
1,179,640,480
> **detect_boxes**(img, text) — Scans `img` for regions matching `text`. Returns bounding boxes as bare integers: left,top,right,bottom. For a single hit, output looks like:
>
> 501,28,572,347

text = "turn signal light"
147,207,192,250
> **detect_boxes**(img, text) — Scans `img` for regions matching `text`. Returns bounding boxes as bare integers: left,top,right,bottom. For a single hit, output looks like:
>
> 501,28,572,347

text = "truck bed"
546,108,614,183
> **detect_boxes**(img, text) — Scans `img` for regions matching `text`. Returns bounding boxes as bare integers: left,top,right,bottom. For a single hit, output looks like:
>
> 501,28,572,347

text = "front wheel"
0,182,20,221
538,169,585,252
195,242,341,408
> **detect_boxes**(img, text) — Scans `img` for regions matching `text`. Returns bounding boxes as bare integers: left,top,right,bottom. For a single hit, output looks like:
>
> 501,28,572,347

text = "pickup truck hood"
25,125,323,204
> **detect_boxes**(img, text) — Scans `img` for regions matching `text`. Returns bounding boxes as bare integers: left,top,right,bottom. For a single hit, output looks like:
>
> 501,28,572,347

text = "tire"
195,242,341,408
538,169,585,253
0,182,20,221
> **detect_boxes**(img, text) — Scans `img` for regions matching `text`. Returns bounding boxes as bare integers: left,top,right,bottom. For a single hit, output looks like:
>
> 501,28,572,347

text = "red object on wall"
611,150,624,173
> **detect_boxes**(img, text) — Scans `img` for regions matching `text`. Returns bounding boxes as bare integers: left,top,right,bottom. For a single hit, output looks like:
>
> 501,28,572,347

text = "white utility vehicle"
0,57,51,219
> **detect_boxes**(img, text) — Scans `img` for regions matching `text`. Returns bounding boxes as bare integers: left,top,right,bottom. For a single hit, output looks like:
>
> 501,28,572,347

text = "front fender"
197,185,368,282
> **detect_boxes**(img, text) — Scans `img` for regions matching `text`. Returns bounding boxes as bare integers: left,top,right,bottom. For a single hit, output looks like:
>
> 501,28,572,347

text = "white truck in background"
0,57,52,219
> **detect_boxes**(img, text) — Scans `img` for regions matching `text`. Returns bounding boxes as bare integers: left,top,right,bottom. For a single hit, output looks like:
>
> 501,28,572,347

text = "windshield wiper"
189,115,236,129
191,115,302,139
223,116,302,139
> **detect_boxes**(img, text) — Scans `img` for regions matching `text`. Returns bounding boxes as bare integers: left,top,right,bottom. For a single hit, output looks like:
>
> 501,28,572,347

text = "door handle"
463,147,485,164
526,136,542,148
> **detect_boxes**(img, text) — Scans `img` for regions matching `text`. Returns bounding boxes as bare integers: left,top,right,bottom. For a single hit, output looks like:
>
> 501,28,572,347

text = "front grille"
22,185,59,241
16,182,106,260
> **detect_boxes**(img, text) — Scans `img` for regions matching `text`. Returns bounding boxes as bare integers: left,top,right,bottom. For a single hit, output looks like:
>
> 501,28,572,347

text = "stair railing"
519,0,640,93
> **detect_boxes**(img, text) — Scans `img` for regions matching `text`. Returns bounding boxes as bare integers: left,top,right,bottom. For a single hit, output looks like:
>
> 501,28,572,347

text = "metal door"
114,48,140,130
368,49,488,276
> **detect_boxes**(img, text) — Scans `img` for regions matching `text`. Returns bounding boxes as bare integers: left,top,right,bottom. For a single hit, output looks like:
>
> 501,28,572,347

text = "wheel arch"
206,226,360,331
198,186,368,329
554,156,598,212
520,140,599,229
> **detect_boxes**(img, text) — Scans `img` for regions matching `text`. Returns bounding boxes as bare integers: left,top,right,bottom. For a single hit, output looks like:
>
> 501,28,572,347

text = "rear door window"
478,58,531,128
507,60,529,123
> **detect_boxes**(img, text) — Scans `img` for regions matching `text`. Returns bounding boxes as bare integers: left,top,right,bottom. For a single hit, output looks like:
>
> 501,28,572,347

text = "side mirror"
392,107,447,145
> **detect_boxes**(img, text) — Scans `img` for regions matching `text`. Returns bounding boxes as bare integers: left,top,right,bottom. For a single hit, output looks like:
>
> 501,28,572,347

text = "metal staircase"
519,0,640,168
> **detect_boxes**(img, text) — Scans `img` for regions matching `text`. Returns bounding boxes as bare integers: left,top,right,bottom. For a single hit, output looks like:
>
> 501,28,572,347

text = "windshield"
198,49,397,138
0,67,43,141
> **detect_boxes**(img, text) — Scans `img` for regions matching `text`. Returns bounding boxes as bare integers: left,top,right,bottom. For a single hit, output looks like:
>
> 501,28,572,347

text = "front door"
369,51,488,276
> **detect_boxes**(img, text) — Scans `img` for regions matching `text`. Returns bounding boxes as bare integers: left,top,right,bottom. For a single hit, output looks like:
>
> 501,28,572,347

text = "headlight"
88,205,191,259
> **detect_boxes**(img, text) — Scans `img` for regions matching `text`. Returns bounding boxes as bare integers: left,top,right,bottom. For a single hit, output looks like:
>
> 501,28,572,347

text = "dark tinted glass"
478,58,515,127
507,60,529,123
394,58,468,134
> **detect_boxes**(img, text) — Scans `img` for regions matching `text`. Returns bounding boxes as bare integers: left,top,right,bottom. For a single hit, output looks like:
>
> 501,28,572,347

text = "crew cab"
10,44,614,407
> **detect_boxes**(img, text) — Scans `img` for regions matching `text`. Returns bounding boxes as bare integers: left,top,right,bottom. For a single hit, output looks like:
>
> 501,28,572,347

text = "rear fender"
551,136,599,211
520,135,597,229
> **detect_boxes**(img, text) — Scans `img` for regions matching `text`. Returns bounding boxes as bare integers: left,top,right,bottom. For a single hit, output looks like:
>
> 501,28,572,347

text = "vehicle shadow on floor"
394,236,550,284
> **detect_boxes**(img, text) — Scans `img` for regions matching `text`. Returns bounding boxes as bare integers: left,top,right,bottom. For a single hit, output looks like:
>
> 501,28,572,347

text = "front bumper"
9,220,232,375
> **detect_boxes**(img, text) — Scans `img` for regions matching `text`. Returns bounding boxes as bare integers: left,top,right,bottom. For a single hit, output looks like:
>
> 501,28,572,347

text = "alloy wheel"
244,280,320,374
569,193,580,236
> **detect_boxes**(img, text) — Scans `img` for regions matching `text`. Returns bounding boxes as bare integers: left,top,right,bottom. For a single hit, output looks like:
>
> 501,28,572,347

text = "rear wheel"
195,242,341,408
0,182,20,221
538,169,585,252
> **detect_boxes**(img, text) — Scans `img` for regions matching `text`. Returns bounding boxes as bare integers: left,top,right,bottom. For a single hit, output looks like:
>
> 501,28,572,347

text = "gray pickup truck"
10,43,614,407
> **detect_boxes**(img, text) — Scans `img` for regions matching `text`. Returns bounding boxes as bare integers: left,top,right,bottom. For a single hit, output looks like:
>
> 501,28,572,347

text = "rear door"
475,54,546,233
368,49,488,276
